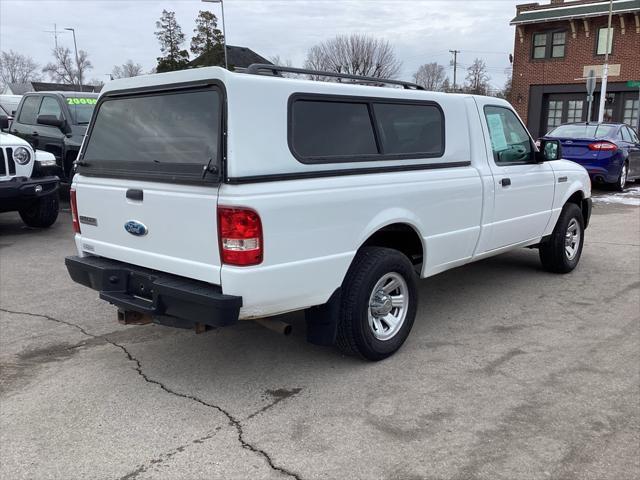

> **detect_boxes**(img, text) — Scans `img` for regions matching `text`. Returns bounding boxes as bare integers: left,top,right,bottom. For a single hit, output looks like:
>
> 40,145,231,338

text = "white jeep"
65,65,592,360
0,116,61,228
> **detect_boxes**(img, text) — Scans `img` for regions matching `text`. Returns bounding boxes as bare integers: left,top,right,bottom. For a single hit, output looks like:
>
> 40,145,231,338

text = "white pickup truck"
65,65,592,360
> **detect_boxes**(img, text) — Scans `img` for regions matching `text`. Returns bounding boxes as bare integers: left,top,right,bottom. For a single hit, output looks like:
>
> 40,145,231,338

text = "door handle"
31,132,39,136
500,178,511,187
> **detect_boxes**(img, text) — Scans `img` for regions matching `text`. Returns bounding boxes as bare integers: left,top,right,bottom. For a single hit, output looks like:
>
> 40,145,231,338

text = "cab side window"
484,106,532,165
18,96,42,125
39,97,63,120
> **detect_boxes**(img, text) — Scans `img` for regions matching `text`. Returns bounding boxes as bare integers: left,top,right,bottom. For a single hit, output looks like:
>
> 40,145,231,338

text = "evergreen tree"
191,10,224,57
155,10,189,73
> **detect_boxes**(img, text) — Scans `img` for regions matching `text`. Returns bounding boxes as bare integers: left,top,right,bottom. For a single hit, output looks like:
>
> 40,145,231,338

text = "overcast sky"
0,0,521,89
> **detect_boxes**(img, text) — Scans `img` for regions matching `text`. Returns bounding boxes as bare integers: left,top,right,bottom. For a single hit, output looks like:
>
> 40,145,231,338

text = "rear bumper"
584,166,619,184
65,255,242,327
0,175,59,212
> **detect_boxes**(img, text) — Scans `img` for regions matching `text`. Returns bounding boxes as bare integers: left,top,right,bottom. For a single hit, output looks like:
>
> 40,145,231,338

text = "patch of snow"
592,186,640,206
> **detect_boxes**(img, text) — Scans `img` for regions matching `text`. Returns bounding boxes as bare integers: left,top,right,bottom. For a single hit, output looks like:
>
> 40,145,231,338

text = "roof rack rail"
246,64,425,90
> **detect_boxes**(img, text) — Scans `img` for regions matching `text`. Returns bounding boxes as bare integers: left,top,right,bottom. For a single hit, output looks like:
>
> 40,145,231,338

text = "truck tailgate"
74,175,221,285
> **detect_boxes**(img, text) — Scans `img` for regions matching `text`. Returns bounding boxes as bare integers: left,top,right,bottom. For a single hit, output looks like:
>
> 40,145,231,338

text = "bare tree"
269,55,293,68
0,50,40,88
413,62,447,91
42,46,92,85
87,78,105,89
269,55,296,78
112,60,144,79
464,58,490,95
304,34,401,80
494,73,512,100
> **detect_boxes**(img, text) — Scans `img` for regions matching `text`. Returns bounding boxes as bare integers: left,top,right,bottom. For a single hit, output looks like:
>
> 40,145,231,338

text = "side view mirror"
37,114,65,130
0,115,8,131
535,139,562,162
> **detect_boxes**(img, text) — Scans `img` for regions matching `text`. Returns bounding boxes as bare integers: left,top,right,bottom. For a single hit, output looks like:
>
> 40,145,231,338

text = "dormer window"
532,30,566,59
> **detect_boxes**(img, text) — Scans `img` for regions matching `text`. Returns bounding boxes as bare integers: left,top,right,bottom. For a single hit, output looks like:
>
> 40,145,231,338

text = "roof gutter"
510,5,640,25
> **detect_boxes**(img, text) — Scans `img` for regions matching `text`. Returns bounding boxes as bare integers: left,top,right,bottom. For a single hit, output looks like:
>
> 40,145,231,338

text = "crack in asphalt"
0,308,303,480
119,429,222,480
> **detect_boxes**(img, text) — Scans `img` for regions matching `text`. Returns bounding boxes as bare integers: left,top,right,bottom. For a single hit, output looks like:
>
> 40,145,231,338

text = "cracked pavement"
1,192,639,480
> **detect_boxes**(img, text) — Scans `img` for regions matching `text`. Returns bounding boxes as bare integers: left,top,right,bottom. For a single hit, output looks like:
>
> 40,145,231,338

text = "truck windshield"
65,97,98,124
82,88,220,179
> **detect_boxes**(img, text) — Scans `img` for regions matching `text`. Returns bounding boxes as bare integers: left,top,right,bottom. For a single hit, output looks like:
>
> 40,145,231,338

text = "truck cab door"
480,103,555,250
34,96,66,165
10,96,42,148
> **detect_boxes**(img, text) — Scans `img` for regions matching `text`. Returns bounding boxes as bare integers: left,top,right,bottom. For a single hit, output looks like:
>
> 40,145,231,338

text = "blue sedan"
541,123,640,190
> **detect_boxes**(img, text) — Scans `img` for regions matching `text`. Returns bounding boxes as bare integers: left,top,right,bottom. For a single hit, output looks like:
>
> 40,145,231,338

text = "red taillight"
217,206,263,266
588,142,617,151
70,188,80,234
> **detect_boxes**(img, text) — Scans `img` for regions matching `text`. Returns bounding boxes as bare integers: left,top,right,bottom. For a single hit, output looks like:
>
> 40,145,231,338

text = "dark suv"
10,92,98,182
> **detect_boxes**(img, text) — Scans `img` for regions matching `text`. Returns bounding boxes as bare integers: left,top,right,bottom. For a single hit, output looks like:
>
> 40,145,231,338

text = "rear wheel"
539,203,584,273
19,193,59,228
336,247,417,361
614,162,628,191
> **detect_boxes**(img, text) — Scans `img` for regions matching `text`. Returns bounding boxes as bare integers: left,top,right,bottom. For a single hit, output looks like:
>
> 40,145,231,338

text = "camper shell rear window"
79,85,223,184
289,93,445,163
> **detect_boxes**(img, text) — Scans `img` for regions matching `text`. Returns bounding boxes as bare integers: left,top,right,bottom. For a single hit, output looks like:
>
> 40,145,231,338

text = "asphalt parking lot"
1,187,639,480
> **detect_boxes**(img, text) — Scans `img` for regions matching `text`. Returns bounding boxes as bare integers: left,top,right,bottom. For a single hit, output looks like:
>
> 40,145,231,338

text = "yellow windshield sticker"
66,98,97,105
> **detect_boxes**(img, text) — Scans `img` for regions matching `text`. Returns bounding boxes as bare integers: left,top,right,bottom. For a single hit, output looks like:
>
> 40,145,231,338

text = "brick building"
510,0,640,138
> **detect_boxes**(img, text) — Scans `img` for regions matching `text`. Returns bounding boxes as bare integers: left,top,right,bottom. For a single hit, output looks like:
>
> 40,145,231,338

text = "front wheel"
336,247,418,361
19,193,59,228
539,203,584,273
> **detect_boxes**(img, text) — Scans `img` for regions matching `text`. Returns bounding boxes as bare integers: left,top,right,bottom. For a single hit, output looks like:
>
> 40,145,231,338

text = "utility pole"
44,24,63,49
449,50,460,92
65,27,81,87
597,0,614,123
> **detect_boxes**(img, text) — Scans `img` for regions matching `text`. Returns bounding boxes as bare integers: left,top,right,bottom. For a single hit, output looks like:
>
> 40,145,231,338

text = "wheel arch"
358,220,425,275
563,189,591,229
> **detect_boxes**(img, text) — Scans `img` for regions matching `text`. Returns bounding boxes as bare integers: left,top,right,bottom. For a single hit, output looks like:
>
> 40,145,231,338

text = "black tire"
539,203,584,273
613,162,628,191
336,247,418,361
19,193,59,228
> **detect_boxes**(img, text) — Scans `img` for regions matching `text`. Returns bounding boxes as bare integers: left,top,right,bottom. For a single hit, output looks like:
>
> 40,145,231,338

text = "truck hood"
0,131,30,147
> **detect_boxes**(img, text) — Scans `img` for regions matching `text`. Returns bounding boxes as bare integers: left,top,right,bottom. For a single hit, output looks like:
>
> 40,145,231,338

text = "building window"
596,27,613,55
567,100,583,123
546,100,563,130
623,99,639,128
551,32,566,58
532,30,566,59
533,33,547,59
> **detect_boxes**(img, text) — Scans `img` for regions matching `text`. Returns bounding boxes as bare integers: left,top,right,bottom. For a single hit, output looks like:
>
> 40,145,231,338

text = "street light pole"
201,0,228,70
64,27,82,87
597,0,614,123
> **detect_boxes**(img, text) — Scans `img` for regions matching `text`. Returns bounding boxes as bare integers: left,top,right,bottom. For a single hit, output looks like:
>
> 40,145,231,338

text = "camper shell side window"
288,93,445,164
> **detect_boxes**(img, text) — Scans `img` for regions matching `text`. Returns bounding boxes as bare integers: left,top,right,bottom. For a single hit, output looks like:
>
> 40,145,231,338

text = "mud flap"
305,288,341,346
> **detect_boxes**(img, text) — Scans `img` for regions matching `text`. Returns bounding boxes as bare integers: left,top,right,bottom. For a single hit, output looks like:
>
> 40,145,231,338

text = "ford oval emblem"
124,220,148,237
